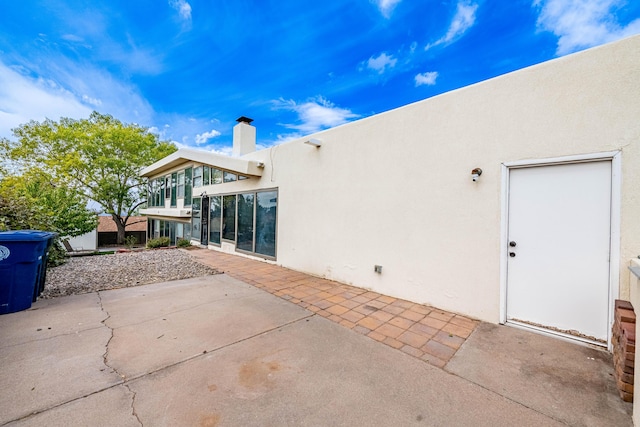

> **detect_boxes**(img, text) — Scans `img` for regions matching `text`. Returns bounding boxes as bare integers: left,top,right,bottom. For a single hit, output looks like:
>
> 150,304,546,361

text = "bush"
176,238,191,248
124,235,137,249
47,240,68,267
146,236,170,248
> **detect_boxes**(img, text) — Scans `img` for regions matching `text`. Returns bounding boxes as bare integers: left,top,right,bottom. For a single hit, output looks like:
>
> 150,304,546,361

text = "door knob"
509,241,517,247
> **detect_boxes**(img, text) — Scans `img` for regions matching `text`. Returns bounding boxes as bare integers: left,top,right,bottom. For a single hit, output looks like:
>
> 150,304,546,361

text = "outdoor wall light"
304,138,322,148
471,168,482,182
374,265,383,274
200,191,207,197
255,161,265,168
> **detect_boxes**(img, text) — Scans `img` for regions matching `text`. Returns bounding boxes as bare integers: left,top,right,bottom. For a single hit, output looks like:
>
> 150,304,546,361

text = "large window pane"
193,166,202,188
255,191,277,257
209,196,221,245
222,195,236,241
223,171,237,183
156,178,163,207
191,197,201,242
176,223,183,239
203,167,210,186
185,167,192,206
171,172,177,207
211,168,222,184
177,172,185,198
237,193,254,252
169,222,176,245
165,176,171,199
185,223,191,240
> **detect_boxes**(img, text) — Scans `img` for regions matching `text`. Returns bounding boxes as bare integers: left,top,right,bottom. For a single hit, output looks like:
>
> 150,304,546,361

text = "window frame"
212,188,278,260
177,171,185,198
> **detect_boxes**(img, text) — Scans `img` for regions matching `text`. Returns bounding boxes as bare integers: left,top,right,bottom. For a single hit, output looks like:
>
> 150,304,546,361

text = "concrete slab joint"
97,291,143,426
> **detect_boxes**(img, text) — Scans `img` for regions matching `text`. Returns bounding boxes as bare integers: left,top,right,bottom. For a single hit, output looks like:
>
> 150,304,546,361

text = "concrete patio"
0,261,632,426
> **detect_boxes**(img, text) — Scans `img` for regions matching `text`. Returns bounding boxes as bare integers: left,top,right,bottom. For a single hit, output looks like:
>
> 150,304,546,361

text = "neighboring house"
140,35,640,350
64,229,98,252
97,216,147,247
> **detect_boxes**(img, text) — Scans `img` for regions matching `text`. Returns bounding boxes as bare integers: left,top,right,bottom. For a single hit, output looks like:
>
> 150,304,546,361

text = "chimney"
232,116,256,156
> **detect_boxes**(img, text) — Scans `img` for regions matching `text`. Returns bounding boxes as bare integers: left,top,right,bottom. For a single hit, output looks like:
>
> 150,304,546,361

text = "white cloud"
374,0,402,18
0,62,92,139
169,0,192,22
195,129,221,144
533,0,640,55
425,1,479,50
208,146,233,157
366,52,398,74
0,56,157,140
61,34,84,42
415,71,439,86
82,94,102,106
272,96,359,134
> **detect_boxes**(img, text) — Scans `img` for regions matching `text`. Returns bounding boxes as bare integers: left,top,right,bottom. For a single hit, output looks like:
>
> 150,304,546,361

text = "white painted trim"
140,148,264,178
499,164,509,324
499,150,622,348
608,151,622,351
503,150,620,168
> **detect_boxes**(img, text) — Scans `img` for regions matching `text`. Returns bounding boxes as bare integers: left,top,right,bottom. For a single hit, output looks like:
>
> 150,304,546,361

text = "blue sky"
1,0,639,154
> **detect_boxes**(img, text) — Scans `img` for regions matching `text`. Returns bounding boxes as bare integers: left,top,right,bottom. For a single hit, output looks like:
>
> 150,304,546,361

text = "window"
184,222,191,240
171,172,177,207
191,197,201,242
238,175,248,180
209,196,221,245
203,166,210,186
185,167,192,206
148,219,188,242
255,190,277,257
156,178,163,207
177,172,185,198
193,166,203,188
223,171,237,183
222,195,236,241
237,193,254,252
165,175,171,199
147,180,153,207
211,168,223,184
169,222,176,245
207,189,278,257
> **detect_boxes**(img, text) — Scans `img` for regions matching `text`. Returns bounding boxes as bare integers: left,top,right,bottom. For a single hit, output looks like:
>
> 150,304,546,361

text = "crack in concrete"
98,291,143,427
6,300,314,426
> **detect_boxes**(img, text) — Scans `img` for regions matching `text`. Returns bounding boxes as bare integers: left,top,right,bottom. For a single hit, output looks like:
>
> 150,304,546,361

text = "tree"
0,168,98,265
0,112,177,244
0,168,98,236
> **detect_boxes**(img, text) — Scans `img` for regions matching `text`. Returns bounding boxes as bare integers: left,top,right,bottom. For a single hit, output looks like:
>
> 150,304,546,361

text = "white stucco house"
140,35,640,352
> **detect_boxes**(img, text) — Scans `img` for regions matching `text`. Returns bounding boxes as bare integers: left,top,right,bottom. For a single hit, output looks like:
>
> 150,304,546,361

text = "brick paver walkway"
189,248,479,368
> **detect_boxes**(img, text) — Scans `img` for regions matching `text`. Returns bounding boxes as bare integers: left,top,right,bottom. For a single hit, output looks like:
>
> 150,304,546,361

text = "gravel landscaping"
42,248,220,299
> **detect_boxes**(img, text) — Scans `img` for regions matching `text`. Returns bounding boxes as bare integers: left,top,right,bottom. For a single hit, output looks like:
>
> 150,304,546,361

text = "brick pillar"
612,300,635,402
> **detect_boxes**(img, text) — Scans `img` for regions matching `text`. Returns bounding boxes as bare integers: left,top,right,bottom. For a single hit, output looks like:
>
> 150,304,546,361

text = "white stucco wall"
143,35,640,324
239,35,640,323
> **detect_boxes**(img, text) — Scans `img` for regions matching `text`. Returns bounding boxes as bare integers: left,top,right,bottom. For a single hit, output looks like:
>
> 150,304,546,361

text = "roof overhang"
139,208,192,218
140,148,264,178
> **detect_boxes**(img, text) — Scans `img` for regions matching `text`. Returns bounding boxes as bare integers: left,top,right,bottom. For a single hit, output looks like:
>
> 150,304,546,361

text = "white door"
506,161,612,344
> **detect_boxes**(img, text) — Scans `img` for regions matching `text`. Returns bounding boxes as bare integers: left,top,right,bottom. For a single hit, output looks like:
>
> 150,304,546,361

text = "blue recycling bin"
0,230,57,314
